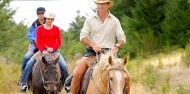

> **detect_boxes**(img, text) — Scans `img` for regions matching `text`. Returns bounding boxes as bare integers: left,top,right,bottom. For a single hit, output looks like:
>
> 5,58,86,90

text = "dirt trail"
130,50,190,94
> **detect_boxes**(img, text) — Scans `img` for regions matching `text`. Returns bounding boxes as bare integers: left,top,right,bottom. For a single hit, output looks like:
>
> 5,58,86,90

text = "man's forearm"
80,37,95,47
117,40,125,48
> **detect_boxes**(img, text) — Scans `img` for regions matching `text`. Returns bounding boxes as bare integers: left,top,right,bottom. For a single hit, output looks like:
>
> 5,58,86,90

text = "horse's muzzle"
47,90,57,94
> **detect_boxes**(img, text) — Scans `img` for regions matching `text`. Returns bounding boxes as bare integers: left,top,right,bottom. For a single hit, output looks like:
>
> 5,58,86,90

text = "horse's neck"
55,63,61,79
92,70,108,93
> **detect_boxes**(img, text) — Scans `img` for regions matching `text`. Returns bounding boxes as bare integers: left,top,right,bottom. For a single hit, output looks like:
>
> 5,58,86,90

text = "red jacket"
36,25,62,52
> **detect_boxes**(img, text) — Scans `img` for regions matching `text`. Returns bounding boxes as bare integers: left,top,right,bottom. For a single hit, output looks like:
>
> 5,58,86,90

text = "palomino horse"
86,53,130,94
31,53,63,94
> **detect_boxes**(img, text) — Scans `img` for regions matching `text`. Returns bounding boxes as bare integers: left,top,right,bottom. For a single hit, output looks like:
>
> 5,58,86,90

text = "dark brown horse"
31,53,62,94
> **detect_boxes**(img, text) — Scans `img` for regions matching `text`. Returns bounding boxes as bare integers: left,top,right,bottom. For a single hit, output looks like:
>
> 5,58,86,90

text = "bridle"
92,65,128,94
107,67,128,94
91,49,128,94
40,61,60,92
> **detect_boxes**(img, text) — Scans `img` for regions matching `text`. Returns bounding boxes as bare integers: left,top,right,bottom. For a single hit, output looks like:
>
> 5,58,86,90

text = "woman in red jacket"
19,11,69,92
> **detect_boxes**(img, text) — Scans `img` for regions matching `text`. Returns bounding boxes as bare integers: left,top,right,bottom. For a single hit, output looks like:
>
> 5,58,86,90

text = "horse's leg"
32,87,37,94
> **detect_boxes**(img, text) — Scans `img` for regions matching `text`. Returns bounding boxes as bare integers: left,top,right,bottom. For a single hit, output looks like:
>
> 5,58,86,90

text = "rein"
92,65,128,94
39,60,59,90
90,49,128,94
107,68,128,94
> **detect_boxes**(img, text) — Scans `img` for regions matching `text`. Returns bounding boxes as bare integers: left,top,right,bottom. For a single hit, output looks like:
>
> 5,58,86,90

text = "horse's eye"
44,75,48,80
56,74,58,78
110,77,113,81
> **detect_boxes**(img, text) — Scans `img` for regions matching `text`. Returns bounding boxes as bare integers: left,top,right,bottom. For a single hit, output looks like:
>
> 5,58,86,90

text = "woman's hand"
46,47,53,52
42,50,48,56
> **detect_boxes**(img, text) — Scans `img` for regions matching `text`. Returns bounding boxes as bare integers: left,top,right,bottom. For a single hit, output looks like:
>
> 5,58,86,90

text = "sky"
9,0,96,31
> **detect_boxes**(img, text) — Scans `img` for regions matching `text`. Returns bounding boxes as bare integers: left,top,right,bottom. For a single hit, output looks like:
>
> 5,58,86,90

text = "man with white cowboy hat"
68,0,130,94
93,0,114,7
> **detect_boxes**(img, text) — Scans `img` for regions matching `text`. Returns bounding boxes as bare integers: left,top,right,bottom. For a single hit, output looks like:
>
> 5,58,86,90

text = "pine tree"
123,0,167,57
60,10,86,59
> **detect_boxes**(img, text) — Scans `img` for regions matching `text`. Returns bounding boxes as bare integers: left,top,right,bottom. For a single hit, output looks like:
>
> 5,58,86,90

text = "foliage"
60,10,86,60
0,0,28,63
161,74,171,93
176,84,189,94
0,62,20,93
0,0,16,51
183,40,190,67
142,64,160,88
122,0,190,58
110,0,135,20
160,0,190,48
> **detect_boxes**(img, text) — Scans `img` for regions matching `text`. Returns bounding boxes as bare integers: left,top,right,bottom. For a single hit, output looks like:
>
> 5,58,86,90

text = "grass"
129,48,190,94
0,62,20,93
160,74,171,93
183,41,190,67
175,84,189,94
0,48,189,94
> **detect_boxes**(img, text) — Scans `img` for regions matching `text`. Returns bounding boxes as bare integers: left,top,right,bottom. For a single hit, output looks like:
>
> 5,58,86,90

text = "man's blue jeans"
21,44,36,74
21,50,34,74
19,51,69,84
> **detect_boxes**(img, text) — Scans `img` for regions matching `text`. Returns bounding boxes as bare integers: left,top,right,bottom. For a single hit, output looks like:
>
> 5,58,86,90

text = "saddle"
64,60,98,94
81,60,97,94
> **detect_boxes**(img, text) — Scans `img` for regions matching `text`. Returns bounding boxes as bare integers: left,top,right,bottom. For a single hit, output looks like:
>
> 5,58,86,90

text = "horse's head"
105,55,128,94
42,54,60,93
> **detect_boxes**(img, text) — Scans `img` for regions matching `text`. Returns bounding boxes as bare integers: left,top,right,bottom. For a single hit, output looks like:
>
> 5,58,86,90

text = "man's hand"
92,45,101,53
112,46,119,55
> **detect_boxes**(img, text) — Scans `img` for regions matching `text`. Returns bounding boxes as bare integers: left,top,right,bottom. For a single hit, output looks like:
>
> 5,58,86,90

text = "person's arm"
36,27,45,52
80,19,101,52
112,19,126,54
115,19,126,48
28,25,37,43
52,27,62,51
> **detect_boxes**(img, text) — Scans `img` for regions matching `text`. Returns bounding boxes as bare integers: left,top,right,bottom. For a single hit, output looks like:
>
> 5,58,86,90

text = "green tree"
161,0,190,48
0,0,28,63
110,0,135,20
60,10,86,59
0,0,16,50
123,0,167,58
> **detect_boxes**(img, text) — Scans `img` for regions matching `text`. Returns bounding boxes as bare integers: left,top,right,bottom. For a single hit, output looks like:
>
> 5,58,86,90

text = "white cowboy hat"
93,0,114,7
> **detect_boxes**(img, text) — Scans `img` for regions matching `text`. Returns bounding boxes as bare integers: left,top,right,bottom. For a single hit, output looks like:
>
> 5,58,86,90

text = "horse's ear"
123,55,128,65
42,57,48,65
54,55,59,65
108,56,114,65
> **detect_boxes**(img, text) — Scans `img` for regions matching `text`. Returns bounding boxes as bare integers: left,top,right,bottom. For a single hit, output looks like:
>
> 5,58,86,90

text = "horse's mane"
92,51,126,84
93,52,114,82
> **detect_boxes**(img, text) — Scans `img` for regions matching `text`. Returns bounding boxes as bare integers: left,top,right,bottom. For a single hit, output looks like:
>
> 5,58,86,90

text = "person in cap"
19,7,46,92
68,0,130,94
36,11,69,87
19,11,69,93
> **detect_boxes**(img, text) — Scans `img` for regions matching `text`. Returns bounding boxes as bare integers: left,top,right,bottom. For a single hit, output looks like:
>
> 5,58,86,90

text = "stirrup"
64,75,73,93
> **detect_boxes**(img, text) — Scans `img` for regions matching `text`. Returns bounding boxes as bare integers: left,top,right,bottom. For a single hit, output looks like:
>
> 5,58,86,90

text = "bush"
183,40,190,67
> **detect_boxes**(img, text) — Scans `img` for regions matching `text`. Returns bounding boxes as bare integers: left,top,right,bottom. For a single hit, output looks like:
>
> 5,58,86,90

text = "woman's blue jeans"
20,51,69,84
